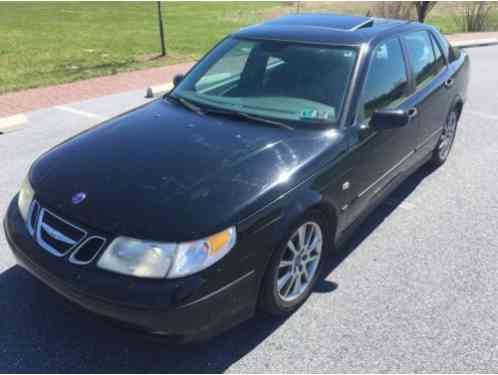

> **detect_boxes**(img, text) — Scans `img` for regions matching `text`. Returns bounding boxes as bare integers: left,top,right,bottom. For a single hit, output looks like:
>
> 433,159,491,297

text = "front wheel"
429,108,459,167
259,211,329,316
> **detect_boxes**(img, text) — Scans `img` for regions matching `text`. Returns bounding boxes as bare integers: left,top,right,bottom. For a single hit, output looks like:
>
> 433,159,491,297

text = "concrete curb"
451,38,498,48
0,114,28,134
145,82,174,98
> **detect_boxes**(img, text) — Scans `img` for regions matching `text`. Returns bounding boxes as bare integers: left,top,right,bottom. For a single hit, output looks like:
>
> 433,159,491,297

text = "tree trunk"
415,1,437,23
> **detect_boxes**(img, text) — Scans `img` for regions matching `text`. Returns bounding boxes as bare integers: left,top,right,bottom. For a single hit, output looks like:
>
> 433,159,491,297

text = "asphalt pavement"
0,46,497,373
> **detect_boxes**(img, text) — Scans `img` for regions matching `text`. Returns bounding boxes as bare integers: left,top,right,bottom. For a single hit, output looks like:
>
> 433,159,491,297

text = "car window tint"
176,37,358,126
360,38,409,121
431,34,446,75
403,31,437,90
194,41,253,91
262,56,285,83
266,56,284,68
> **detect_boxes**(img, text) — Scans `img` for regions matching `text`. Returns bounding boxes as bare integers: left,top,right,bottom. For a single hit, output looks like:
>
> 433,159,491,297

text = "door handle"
357,122,371,140
407,107,418,119
444,78,454,88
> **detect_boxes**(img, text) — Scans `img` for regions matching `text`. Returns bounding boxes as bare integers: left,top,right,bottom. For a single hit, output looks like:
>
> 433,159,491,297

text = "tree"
414,1,437,23
367,1,437,23
454,2,493,32
368,2,414,20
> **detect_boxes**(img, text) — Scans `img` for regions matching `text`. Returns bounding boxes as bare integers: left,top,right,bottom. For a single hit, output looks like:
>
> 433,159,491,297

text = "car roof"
233,13,422,46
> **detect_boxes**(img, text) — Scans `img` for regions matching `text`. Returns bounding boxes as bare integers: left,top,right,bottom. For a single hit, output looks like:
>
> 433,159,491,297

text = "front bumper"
3,198,258,340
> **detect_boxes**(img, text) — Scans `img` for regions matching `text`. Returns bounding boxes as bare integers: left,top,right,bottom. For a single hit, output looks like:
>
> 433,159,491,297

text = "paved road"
0,46,497,373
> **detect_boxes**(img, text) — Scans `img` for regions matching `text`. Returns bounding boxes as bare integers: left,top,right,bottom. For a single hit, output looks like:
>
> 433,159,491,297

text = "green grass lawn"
426,9,498,34
0,1,496,95
0,2,284,94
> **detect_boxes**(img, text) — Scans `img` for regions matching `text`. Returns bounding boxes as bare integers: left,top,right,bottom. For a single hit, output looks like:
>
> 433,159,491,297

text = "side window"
433,31,461,62
435,32,451,61
360,38,409,121
266,56,284,70
431,34,446,75
263,55,285,81
403,31,438,90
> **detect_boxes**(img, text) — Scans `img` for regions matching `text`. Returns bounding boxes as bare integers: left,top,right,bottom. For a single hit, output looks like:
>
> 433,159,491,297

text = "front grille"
69,236,106,264
27,200,108,265
35,207,87,257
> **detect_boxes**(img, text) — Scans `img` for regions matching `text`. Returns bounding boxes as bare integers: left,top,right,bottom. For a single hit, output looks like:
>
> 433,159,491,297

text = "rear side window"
435,32,451,60
432,30,460,62
431,34,446,75
360,38,409,121
403,31,438,90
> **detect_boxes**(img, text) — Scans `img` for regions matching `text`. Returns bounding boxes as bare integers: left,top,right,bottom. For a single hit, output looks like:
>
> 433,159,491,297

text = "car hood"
31,99,343,242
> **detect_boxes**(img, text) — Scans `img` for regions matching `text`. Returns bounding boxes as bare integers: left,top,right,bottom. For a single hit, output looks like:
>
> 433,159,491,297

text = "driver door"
343,37,418,227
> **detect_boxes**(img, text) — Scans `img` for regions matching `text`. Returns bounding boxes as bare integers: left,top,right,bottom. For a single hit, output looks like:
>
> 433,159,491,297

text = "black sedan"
4,14,469,341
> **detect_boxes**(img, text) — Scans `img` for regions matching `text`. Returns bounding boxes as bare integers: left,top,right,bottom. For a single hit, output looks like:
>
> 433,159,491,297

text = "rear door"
344,37,418,227
402,30,451,158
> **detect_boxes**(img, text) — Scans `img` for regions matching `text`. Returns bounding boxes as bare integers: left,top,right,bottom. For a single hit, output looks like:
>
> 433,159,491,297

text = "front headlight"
18,176,35,223
168,227,237,278
97,237,176,278
97,227,236,279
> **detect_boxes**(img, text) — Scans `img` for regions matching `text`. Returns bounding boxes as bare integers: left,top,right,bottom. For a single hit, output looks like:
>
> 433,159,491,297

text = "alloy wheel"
439,111,457,160
276,221,323,302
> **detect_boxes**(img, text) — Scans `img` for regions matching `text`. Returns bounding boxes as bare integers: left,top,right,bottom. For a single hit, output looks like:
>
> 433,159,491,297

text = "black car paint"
30,98,345,242
4,201,258,339
4,15,469,340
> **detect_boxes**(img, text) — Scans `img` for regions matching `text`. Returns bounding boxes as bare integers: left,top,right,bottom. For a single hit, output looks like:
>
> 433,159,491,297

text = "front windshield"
172,37,358,127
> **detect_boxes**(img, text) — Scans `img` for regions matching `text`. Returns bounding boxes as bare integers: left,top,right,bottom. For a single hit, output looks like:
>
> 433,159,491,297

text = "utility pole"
157,1,166,56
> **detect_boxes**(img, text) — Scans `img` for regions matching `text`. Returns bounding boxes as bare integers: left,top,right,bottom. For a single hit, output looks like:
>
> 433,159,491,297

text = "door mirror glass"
173,74,185,87
370,108,409,129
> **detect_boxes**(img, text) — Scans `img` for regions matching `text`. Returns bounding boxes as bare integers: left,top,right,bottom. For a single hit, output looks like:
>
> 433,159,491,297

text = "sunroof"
266,14,375,31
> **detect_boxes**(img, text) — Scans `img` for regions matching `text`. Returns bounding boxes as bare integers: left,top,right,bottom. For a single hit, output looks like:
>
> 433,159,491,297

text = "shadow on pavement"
0,165,434,373
321,165,434,280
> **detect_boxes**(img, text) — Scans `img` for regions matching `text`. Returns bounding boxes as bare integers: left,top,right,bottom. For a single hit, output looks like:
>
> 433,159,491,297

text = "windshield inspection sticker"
300,108,335,121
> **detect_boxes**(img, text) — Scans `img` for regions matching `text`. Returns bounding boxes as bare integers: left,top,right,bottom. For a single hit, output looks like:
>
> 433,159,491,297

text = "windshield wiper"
167,94,204,115
168,95,292,130
205,108,293,131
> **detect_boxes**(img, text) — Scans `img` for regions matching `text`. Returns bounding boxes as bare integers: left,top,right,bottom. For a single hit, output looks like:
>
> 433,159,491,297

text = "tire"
429,107,459,167
259,210,330,316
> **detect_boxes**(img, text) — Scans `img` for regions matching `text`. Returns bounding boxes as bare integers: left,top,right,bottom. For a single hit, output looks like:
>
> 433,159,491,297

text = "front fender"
238,179,340,268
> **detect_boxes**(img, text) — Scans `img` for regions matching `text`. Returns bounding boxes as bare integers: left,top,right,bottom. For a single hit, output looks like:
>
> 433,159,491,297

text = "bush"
367,2,417,21
454,2,494,32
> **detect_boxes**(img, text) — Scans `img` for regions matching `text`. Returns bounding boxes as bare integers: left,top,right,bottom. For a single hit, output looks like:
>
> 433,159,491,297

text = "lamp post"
157,1,166,56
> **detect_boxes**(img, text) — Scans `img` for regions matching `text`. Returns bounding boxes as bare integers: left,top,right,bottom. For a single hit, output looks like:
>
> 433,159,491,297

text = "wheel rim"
439,111,457,160
277,221,323,302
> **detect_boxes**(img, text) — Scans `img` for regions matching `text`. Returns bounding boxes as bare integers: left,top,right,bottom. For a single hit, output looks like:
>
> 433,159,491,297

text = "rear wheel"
259,211,329,316
429,108,459,167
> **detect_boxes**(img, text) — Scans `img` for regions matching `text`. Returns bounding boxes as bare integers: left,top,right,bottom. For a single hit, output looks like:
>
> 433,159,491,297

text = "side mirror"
370,108,410,130
173,74,185,87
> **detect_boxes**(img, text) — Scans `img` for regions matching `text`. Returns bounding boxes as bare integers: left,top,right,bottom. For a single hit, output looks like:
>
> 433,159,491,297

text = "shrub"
454,2,494,32
367,2,416,21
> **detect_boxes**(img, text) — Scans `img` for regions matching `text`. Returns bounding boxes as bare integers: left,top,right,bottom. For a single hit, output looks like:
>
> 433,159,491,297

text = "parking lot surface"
0,46,497,373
